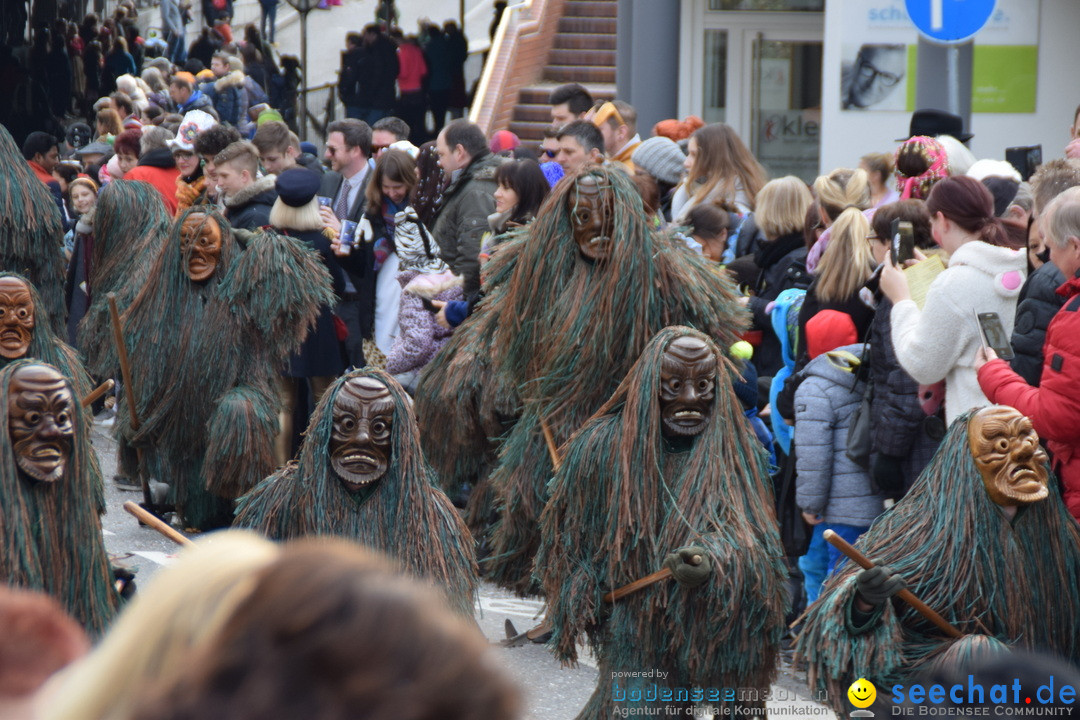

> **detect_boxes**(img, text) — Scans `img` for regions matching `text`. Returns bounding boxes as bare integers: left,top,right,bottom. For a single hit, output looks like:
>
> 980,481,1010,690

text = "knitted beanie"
632,136,686,186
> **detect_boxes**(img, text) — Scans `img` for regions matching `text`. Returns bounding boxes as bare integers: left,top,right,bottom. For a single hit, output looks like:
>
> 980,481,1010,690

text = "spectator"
443,21,469,119
126,540,520,720
338,32,364,121
371,116,410,158
109,91,141,130
63,177,99,346
193,122,242,205
860,151,898,208
112,128,142,179
319,119,374,368
141,67,173,112
412,140,447,228
433,119,505,296
880,175,1026,424
123,126,181,214
188,26,222,68
549,82,592,128
395,35,427,144
260,0,279,45
976,186,1080,522
671,122,766,221
554,120,604,175
24,131,66,218
685,202,735,263
631,136,686,222
171,110,217,213
214,140,277,230
253,120,320,176
201,52,247,128
805,167,874,272
359,24,399,126
590,100,641,172
102,36,136,92
169,72,216,117
422,23,450,135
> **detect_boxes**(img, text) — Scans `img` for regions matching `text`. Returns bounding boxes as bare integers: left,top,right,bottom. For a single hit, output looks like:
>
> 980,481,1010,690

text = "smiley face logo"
848,678,876,709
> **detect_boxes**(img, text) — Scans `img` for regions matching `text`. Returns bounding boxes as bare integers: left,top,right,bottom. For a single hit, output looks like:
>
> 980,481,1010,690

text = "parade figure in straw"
77,180,172,380
419,166,749,595
0,360,119,637
536,327,788,719
116,206,333,531
234,368,478,617
796,405,1080,714
0,125,67,336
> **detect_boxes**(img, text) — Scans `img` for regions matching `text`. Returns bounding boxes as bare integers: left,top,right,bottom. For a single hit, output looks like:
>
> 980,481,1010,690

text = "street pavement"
92,415,835,720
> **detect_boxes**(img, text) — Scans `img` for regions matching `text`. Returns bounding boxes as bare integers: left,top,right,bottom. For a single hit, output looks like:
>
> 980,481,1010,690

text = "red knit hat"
805,310,857,360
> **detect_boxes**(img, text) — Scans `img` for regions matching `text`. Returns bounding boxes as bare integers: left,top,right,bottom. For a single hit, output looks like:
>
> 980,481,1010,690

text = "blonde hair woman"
41,532,280,720
794,207,878,361
671,122,767,222
807,167,873,271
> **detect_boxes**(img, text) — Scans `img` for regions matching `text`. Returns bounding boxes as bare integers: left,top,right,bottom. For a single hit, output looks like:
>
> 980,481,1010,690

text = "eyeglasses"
372,144,389,154
542,149,556,158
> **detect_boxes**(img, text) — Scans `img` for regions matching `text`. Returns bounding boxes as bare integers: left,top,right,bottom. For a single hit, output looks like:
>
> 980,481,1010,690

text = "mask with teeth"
968,405,1049,507
9,364,74,484
0,276,34,360
179,212,223,282
330,377,394,491
569,174,615,261
659,336,717,439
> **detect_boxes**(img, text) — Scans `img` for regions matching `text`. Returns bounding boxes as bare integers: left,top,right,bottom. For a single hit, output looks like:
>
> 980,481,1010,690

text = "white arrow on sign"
931,0,943,30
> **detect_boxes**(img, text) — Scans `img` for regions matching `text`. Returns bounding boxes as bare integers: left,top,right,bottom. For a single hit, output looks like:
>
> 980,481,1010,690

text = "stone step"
514,104,555,123
554,32,617,51
518,83,617,105
563,0,618,18
549,48,616,67
544,64,616,84
509,120,552,142
558,15,617,34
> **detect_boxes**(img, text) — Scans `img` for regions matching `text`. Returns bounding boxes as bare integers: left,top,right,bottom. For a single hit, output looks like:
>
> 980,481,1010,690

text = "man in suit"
319,119,374,368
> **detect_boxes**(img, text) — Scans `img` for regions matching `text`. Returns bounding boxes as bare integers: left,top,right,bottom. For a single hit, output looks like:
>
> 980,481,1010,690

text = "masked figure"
0,361,119,636
0,125,68,336
76,180,172,380
235,369,478,617
796,406,1080,714
417,166,749,595
116,207,334,531
536,327,787,719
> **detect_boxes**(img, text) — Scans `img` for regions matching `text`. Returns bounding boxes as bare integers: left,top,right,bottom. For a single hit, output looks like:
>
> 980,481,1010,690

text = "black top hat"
897,109,973,143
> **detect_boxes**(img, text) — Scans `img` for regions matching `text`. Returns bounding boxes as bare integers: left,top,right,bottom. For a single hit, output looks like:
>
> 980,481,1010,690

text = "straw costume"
536,327,787,719
234,368,478,617
117,207,333,531
0,360,119,637
796,406,1080,714
0,125,68,336
416,167,748,595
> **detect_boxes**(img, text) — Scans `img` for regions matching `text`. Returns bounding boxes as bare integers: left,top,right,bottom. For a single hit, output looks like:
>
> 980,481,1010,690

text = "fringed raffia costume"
234,369,478,617
418,167,749,594
0,124,68,336
536,327,788,719
117,207,333,530
0,360,119,637
796,409,1080,714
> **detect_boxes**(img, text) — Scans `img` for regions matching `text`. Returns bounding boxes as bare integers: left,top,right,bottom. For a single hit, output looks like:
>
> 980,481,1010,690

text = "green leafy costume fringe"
77,180,172,379
795,410,1080,714
116,208,333,530
535,327,788,719
418,167,748,595
0,359,119,637
0,124,68,336
0,273,103,514
234,368,479,618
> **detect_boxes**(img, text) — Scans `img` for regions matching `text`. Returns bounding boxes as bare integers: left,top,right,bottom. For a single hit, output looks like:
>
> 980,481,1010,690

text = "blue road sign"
905,0,997,43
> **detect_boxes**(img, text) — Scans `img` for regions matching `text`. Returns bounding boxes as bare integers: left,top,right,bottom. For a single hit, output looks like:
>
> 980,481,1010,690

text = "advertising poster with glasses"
841,0,1038,113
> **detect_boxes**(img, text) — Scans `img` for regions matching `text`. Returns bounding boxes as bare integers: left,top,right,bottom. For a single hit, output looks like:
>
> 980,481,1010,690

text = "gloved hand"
871,454,905,497
112,566,137,600
663,546,712,588
855,564,905,607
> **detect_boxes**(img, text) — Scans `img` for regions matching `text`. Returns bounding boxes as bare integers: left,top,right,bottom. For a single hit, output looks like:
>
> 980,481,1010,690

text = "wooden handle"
602,553,703,604
123,501,192,547
823,529,962,639
540,418,561,472
81,379,114,408
107,293,140,432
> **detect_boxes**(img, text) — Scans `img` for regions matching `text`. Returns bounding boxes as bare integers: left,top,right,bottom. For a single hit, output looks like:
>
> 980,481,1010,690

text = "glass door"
749,34,823,183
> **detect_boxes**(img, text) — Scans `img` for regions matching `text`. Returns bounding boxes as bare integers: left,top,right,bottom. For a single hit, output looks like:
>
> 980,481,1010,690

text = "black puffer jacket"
746,232,812,376
224,175,277,232
1009,261,1065,387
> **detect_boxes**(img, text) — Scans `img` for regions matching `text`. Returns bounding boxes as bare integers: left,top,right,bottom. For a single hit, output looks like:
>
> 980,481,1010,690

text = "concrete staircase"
507,0,616,142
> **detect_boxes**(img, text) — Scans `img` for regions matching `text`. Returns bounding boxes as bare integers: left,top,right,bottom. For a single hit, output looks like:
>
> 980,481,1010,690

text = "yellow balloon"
848,678,877,709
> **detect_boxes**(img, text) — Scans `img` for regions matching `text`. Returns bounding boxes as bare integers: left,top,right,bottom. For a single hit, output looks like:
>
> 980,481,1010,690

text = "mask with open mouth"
659,336,717,438
8,364,74,484
330,377,394,491
179,211,223,282
0,277,34,360
968,405,1049,507
569,174,615,261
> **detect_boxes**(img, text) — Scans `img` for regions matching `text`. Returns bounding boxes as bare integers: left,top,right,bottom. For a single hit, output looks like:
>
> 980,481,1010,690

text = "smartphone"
890,219,915,266
1006,145,1043,182
420,297,439,313
974,310,1015,361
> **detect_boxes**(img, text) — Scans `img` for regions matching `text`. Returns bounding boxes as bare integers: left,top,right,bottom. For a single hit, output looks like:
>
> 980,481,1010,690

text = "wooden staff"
602,553,702,604
123,501,192,547
108,293,153,509
81,378,114,408
540,418,561,472
823,529,962,639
